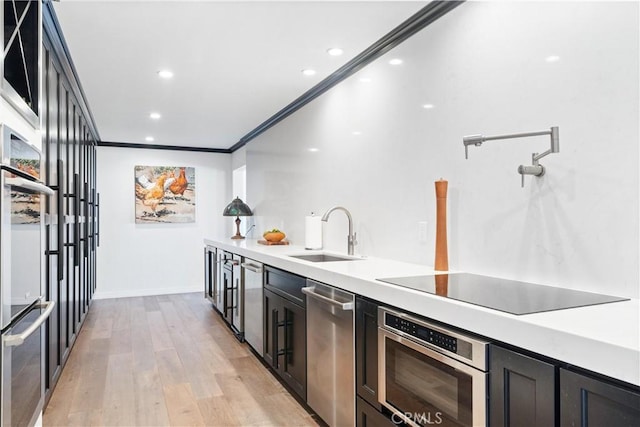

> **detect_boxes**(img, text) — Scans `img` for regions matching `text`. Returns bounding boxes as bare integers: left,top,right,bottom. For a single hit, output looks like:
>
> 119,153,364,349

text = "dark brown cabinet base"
357,396,398,427
356,296,381,410
41,3,99,405
263,267,306,401
490,345,556,427
561,368,640,427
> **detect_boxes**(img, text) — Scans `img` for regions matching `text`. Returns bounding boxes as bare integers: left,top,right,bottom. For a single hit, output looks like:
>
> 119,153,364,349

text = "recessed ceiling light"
545,55,560,63
157,70,174,79
352,131,362,136
422,104,435,109
302,69,317,76
359,77,372,83
308,148,319,152
149,112,161,120
389,58,403,65
327,48,344,56
145,136,155,142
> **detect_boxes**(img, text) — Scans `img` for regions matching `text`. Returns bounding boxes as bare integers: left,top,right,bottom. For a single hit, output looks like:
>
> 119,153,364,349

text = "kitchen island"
205,238,639,388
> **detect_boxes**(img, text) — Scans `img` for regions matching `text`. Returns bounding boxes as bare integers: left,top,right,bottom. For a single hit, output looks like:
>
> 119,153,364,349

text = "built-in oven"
1,124,55,426
378,307,489,427
2,301,54,426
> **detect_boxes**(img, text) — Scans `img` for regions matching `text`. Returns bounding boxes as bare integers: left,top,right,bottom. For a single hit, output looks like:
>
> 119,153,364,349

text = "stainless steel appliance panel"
303,280,355,426
1,125,53,330
1,301,55,427
231,254,243,339
0,125,55,426
241,259,263,354
214,250,224,312
378,307,489,427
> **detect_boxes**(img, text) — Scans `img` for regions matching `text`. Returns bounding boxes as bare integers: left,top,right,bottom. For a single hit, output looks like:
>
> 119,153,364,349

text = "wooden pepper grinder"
434,179,448,272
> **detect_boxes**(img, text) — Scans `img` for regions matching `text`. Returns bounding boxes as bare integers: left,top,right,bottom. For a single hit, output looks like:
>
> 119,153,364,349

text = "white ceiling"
52,1,427,150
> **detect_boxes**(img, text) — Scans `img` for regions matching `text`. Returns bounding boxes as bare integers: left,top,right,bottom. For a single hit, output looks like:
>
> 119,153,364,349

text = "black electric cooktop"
376,273,629,315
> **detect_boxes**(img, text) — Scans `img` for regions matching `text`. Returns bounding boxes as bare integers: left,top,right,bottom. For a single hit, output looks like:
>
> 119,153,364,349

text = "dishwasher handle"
241,262,263,273
302,286,354,311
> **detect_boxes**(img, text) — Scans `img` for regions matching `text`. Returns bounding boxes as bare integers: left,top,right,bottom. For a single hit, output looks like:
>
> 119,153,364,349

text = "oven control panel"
386,313,457,353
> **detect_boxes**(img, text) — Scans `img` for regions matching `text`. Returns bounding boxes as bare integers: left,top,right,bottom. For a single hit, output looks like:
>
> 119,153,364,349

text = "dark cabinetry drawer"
357,396,397,427
264,266,306,305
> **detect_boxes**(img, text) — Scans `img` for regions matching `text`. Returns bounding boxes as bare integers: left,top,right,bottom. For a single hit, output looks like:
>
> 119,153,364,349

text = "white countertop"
205,238,640,387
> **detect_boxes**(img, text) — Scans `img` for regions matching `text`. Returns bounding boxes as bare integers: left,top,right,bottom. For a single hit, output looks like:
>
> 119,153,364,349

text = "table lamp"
223,197,253,239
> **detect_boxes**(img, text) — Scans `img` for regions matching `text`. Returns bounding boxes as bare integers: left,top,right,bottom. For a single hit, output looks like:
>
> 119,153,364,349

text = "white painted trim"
92,286,202,300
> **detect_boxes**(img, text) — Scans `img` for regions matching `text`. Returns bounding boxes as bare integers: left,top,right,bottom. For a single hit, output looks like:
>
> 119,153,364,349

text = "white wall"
95,146,230,298
247,2,639,298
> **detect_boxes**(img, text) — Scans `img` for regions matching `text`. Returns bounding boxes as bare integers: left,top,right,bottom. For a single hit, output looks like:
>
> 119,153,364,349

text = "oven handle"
379,327,483,379
302,286,354,311
5,176,55,195
3,301,56,347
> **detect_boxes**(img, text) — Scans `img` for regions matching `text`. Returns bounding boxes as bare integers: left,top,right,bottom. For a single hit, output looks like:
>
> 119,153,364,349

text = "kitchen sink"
289,254,362,263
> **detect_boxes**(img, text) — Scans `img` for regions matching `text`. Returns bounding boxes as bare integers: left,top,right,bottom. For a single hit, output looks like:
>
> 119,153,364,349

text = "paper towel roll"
305,214,323,250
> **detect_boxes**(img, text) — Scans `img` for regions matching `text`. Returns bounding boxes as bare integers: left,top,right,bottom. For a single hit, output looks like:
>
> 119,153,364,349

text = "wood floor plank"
101,352,136,426
133,369,171,427
163,382,206,427
146,310,174,351
111,297,131,331
44,292,315,427
66,409,104,427
143,295,160,312
108,324,132,355
156,348,188,386
197,396,242,426
68,337,110,414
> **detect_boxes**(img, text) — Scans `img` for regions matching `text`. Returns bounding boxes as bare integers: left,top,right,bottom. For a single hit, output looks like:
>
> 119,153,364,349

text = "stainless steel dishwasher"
302,279,355,426
241,259,263,354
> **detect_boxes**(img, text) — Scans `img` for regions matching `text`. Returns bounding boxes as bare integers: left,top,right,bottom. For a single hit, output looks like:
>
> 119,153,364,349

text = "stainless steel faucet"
321,206,357,255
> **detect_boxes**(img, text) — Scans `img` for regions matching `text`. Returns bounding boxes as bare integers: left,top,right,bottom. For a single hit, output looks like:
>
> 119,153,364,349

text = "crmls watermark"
391,411,443,425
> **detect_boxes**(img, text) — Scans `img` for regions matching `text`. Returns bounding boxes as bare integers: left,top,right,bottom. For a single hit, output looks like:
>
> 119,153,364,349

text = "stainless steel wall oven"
378,307,489,427
1,125,55,426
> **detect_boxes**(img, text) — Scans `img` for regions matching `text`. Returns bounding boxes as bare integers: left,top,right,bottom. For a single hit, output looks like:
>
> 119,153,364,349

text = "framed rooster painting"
134,165,196,223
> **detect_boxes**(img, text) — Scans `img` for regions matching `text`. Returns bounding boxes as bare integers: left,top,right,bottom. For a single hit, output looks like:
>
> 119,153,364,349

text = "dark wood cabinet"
357,396,397,427
264,266,306,401
41,4,99,405
204,247,214,302
356,296,380,409
264,288,306,400
560,368,640,427
490,344,557,427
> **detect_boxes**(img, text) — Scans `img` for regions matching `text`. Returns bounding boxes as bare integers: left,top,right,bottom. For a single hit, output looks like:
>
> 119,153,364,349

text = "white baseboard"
92,285,202,300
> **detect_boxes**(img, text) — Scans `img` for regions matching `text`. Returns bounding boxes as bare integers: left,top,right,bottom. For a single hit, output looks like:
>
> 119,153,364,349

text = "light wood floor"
43,293,319,427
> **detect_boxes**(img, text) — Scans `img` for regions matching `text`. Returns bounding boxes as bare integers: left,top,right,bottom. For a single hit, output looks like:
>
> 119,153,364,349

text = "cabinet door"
490,345,556,427
263,289,282,368
356,297,380,409
204,248,215,302
280,298,306,400
43,42,62,397
560,368,640,427
356,396,397,427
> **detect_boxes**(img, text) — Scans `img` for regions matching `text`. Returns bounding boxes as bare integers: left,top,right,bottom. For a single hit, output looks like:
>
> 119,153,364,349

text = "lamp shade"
223,197,253,217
